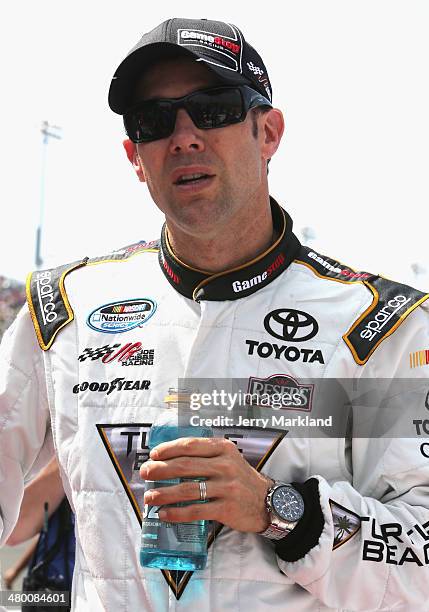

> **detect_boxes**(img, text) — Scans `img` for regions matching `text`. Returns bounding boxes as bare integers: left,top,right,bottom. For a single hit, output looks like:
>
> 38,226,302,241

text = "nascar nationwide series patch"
26,240,160,350
87,299,157,334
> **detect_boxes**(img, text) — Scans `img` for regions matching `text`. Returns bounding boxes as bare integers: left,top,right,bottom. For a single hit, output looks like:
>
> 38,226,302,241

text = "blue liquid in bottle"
140,389,213,571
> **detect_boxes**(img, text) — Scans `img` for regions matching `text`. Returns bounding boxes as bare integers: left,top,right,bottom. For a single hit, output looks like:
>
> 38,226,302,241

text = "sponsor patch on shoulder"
295,246,429,364
87,299,157,334
344,277,429,364
26,259,88,351
26,242,159,350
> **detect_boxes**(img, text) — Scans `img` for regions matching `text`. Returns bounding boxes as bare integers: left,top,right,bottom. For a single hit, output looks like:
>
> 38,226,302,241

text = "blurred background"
1,0,429,598
1,0,429,292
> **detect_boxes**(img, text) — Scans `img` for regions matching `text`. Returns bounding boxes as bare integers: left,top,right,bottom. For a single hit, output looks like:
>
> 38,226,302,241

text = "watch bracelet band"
259,480,303,540
259,522,292,540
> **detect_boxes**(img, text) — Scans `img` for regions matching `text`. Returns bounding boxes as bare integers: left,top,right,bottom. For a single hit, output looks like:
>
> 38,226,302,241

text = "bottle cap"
164,387,193,405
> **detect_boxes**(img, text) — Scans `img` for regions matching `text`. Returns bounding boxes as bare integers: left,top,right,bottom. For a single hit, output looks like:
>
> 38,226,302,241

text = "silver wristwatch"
259,481,305,540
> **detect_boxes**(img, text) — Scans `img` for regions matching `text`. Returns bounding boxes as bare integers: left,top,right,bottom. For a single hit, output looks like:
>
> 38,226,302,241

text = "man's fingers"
144,479,218,506
141,456,216,481
149,436,236,460
158,499,225,523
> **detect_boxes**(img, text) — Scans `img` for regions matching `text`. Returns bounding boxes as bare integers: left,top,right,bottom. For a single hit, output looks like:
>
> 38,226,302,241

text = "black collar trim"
158,198,301,301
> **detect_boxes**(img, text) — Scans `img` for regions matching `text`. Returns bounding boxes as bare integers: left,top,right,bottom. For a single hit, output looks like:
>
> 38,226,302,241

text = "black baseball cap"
108,18,272,114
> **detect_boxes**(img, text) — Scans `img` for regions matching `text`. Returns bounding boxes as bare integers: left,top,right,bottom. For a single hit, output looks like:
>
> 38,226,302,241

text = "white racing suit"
1,199,429,611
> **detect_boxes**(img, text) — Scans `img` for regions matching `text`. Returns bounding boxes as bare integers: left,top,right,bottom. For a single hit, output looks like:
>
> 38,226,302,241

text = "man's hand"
140,437,272,533
3,566,16,590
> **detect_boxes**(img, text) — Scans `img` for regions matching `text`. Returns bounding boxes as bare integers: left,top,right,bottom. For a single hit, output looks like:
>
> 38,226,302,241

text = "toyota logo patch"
264,309,319,342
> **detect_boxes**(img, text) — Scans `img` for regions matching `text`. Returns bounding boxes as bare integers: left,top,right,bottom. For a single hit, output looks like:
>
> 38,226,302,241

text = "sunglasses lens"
124,87,259,142
126,101,175,142
187,89,244,128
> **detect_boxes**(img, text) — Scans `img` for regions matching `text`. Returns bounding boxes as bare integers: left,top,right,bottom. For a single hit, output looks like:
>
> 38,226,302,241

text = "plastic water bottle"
140,388,213,571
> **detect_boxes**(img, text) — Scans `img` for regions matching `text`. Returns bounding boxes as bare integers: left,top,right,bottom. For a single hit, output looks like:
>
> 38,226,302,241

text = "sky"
1,0,428,288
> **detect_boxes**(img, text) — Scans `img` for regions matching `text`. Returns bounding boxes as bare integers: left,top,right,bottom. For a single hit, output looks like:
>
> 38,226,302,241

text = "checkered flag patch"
78,344,120,362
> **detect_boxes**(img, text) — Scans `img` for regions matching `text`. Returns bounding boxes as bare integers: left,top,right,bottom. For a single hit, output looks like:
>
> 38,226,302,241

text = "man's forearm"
6,457,64,546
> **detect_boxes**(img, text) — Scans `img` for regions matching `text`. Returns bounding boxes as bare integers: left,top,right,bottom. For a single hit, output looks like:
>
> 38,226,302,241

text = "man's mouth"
174,172,214,186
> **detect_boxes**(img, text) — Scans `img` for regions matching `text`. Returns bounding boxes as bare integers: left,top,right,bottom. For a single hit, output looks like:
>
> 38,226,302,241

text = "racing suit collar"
158,197,301,301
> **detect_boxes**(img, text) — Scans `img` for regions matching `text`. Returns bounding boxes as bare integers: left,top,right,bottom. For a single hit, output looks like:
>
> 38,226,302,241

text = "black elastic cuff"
275,478,324,562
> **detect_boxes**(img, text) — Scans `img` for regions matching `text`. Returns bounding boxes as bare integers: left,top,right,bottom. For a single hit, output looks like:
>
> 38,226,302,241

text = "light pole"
35,121,62,269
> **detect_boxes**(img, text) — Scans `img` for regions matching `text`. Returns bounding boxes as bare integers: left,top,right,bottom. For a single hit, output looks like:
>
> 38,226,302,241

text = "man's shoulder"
25,239,160,351
293,246,429,365
294,246,375,285
95,239,160,262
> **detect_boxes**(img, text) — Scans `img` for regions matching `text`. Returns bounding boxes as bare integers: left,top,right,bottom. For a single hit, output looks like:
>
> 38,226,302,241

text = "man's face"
128,56,272,238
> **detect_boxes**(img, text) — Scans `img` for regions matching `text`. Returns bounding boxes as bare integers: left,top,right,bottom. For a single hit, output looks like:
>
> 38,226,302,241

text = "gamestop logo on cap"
108,17,273,115
178,27,242,72
179,30,241,55
176,22,272,101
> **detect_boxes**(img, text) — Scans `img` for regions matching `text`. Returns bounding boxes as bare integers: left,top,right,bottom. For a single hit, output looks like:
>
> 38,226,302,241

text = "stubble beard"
164,181,239,238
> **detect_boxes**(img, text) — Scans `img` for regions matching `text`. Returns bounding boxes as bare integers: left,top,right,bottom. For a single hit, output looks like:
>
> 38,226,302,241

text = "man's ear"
123,139,146,183
261,108,285,162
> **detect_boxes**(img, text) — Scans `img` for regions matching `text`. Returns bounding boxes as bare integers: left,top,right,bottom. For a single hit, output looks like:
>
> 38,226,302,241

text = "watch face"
272,486,305,522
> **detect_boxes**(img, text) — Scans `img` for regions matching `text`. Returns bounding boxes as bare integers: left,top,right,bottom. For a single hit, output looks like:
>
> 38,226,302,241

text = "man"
1,17,429,611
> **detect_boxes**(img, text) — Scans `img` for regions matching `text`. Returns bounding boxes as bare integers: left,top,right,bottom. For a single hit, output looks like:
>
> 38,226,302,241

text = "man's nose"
169,108,205,154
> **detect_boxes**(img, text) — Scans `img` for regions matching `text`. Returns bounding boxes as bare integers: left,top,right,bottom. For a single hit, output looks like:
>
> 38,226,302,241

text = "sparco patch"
344,277,429,364
87,299,156,334
26,259,88,351
247,374,314,411
295,246,429,364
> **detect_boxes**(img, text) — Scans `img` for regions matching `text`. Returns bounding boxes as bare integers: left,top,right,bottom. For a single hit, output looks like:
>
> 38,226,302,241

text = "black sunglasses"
123,85,272,143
